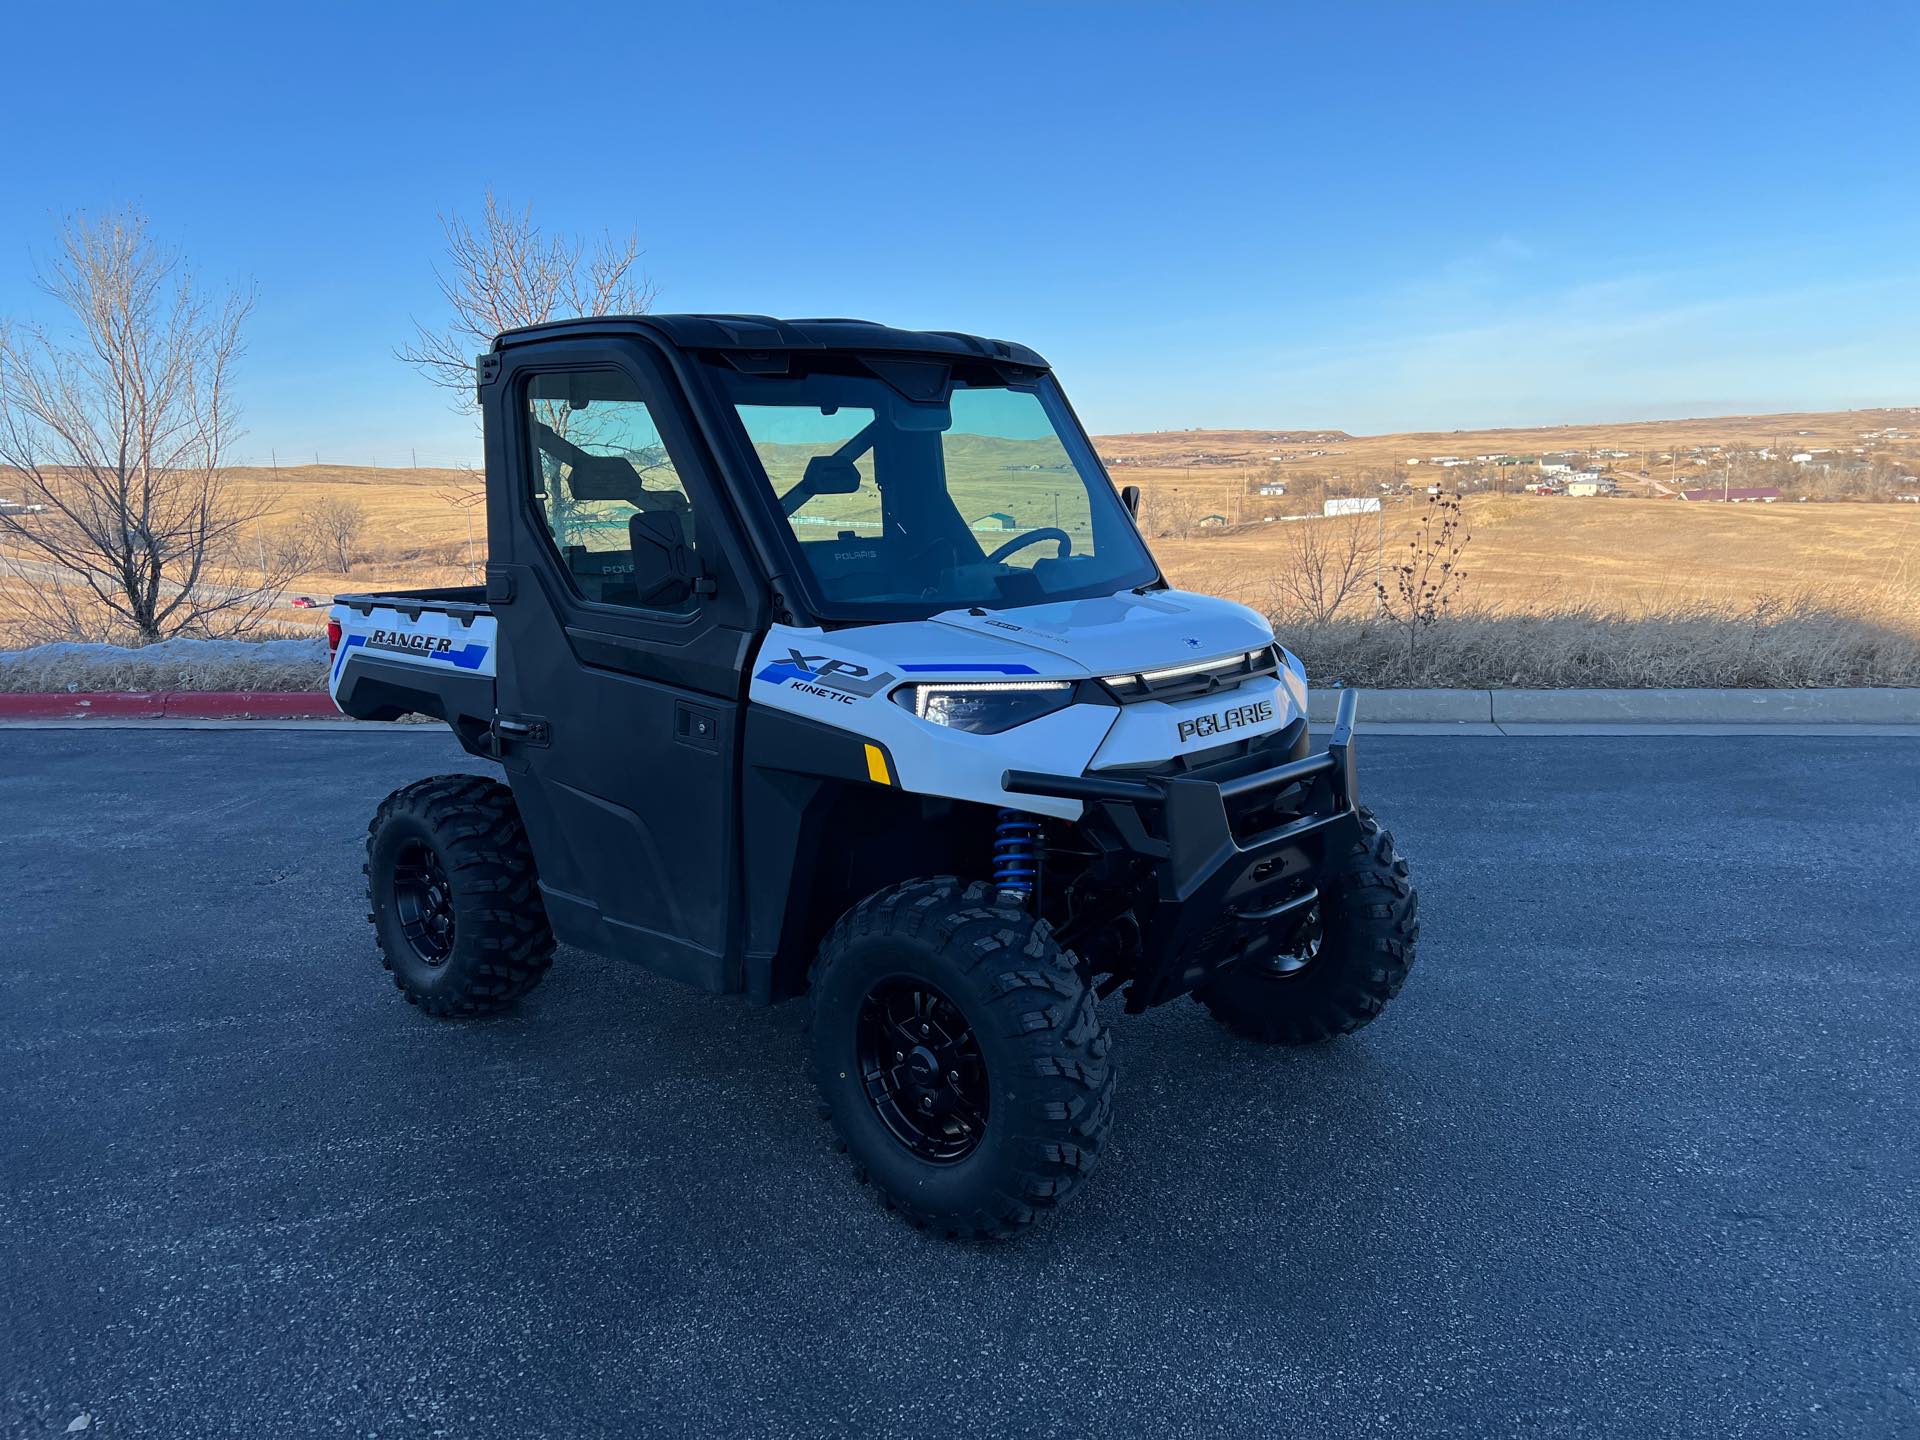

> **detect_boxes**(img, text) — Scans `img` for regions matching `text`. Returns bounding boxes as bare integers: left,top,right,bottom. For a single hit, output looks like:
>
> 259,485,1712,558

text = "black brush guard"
1003,690,1363,1011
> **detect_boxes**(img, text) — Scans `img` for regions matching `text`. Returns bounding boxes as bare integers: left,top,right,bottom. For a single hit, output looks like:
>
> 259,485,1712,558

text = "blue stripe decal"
897,663,1039,675
330,632,366,685
435,642,491,671
332,633,490,686
755,662,813,685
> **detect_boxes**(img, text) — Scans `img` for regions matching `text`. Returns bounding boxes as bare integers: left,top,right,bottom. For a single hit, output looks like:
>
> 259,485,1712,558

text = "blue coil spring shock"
993,809,1043,906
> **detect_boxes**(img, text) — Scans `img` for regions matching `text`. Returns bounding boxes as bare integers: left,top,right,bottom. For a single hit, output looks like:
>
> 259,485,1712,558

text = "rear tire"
808,878,1115,1240
1195,808,1418,1045
365,774,555,1017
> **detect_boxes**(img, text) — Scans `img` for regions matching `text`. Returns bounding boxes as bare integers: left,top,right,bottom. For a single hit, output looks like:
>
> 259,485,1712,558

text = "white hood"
926,588,1274,677
746,588,1301,819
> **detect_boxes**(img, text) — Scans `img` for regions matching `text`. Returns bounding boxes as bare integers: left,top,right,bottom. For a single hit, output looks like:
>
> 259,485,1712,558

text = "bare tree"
1138,486,1208,539
398,191,655,519
0,210,295,642
398,190,654,412
1269,512,1376,625
302,496,368,575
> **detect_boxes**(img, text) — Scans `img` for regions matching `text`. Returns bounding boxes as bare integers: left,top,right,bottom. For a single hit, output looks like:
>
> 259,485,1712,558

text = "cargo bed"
327,587,500,754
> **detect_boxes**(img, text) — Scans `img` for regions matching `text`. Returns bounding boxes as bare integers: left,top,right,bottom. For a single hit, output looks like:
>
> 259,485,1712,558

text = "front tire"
1195,808,1418,1044
365,775,555,1017
808,878,1114,1240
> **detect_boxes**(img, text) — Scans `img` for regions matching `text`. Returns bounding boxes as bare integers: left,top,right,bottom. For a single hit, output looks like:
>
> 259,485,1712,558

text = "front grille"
1101,646,1280,703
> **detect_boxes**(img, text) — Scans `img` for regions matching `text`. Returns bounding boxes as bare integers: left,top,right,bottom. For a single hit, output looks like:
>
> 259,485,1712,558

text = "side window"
526,369,700,612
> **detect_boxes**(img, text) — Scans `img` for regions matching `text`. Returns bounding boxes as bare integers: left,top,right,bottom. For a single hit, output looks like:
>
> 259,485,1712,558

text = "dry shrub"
0,635,328,693
1275,591,1920,689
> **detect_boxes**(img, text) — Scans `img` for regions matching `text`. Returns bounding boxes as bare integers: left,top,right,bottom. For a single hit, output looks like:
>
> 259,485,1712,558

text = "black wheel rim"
855,978,989,1164
392,839,456,966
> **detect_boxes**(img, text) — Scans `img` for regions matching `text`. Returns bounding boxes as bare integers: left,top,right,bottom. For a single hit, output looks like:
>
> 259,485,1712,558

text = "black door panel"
483,338,755,992
561,622,753,698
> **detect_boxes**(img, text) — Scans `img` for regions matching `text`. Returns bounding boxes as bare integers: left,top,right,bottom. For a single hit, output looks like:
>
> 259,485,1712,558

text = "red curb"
0,691,341,720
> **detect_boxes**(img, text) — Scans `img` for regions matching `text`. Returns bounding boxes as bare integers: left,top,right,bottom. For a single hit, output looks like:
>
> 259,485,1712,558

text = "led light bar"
909,679,1071,718
1105,649,1265,688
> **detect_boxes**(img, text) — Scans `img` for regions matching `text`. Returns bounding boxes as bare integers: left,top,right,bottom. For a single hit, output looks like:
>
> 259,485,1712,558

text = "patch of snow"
0,637,328,667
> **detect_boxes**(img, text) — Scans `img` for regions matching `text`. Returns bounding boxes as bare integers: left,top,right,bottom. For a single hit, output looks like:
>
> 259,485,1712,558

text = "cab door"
481,335,760,993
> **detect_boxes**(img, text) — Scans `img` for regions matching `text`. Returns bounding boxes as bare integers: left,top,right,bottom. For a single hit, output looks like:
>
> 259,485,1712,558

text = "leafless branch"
1268,513,1376,625
397,189,656,416
300,495,368,575
0,209,292,642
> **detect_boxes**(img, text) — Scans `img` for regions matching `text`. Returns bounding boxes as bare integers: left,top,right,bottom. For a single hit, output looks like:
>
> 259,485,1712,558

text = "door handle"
492,715,550,746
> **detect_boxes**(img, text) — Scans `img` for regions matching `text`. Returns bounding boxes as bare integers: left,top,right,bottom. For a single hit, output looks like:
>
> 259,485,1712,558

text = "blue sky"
3,1,1916,465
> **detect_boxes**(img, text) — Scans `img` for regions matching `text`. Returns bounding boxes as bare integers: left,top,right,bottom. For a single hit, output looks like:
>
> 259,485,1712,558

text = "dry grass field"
1098,405,1920,476
1099,405,1920,523
0,464,477,645
4,408,1918,686
1156,493,1920,614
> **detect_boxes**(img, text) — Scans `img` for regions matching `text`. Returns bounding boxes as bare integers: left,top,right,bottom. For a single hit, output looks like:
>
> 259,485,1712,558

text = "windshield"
712,359,1158,619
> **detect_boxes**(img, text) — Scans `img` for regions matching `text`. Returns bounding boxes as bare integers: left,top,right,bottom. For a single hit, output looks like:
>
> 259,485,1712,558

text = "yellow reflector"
864,744,891,786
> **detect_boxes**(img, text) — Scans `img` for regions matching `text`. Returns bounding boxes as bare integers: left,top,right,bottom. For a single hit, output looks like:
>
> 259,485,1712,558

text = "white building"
1324,497,1382,517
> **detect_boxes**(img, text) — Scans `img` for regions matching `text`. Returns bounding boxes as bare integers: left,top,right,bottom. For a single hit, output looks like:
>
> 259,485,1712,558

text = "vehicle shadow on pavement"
511,945,1411,1258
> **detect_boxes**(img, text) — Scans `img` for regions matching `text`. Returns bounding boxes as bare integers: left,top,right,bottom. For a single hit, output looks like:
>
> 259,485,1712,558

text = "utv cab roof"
490,313,1050,370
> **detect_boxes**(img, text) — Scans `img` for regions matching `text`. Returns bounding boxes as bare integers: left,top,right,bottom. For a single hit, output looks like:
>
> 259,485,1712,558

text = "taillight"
326,617,342,657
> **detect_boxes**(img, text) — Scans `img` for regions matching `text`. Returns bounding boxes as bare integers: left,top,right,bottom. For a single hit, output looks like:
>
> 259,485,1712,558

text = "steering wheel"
985,527,1073,566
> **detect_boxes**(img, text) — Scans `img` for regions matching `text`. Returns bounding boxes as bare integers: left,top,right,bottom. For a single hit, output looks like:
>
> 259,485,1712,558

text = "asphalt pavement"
2,728,1916,1437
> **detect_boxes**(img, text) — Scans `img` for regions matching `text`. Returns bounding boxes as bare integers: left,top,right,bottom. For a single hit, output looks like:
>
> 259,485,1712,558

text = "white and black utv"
329,314,1418,1238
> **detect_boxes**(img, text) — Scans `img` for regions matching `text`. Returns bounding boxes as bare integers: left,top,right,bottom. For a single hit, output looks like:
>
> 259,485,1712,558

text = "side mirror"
781,456,864,516
1121,485,1141,520
801,456,863,497
628,508,709,606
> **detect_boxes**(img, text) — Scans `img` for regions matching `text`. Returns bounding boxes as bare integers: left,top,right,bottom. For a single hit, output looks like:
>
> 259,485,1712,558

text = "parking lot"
3,727,1917,1437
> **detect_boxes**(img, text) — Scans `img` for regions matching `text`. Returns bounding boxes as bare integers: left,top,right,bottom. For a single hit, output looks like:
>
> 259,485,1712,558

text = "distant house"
1790,453,1814,464
1198,513,1230,527
973,511,1016,529
1678,487,1780,503
1539,462,1573,476
1567,479,1616,497
1257,482,1287,496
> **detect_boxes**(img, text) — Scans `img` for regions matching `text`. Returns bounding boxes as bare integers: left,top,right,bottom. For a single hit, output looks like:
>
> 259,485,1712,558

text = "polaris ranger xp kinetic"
330,315,1419,1238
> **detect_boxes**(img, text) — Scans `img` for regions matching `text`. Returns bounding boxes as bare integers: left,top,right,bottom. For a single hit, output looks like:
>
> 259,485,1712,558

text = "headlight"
893,680,1075,733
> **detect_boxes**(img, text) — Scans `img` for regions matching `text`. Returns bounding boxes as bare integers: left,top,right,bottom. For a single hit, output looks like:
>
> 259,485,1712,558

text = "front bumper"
1004,690,1363,1010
